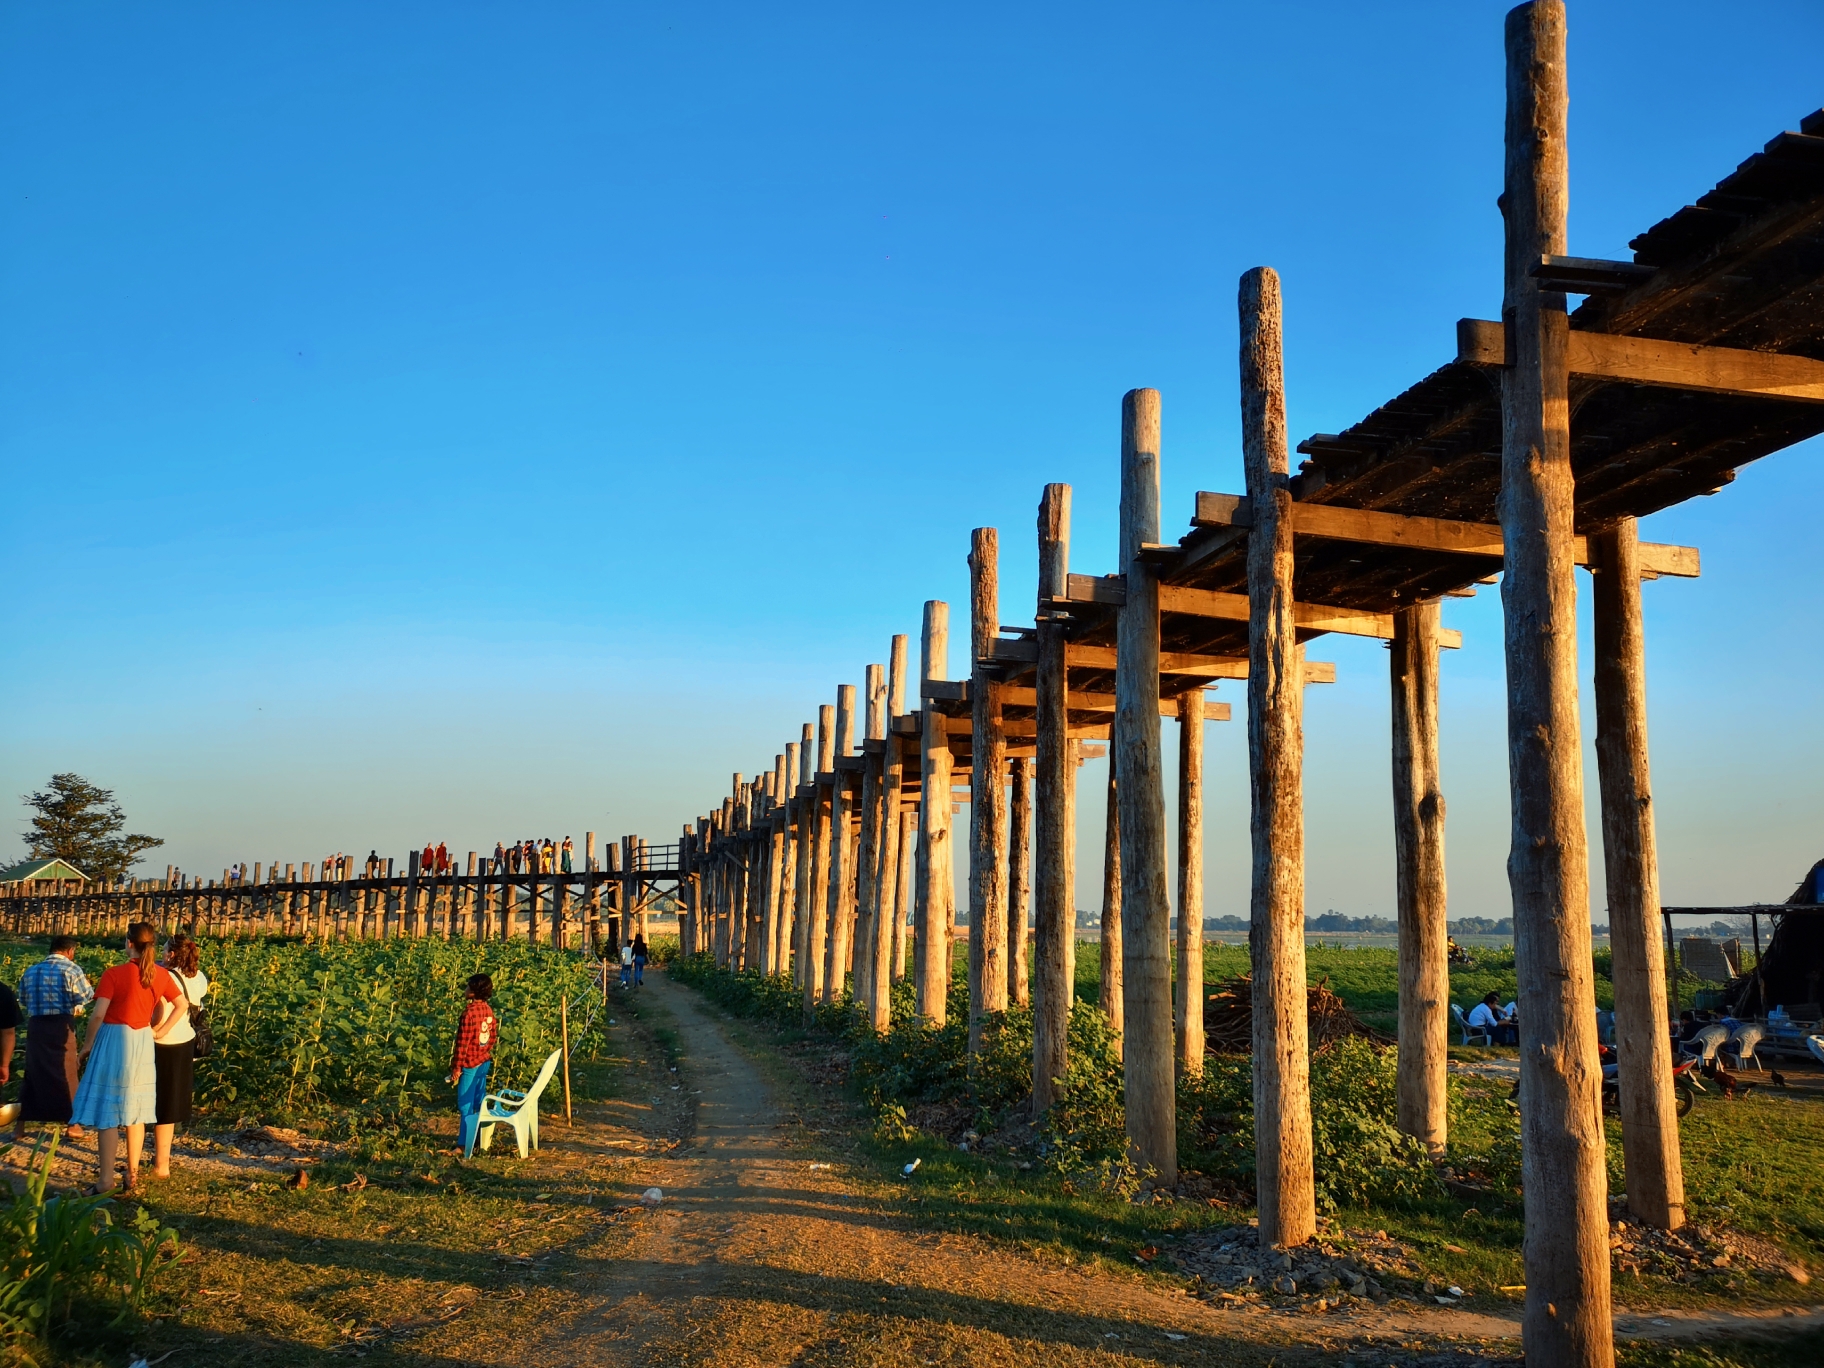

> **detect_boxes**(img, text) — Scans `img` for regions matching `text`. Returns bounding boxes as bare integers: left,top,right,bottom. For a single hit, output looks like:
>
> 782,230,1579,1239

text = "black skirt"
154,1040,195,1126
19,1016,79,1123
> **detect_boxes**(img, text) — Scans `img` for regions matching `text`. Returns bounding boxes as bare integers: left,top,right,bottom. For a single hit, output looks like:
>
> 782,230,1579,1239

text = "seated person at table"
1468,991,1517,1045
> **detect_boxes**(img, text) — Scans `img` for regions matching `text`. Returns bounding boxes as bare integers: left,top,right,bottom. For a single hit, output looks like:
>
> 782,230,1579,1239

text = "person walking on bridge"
560,837,574,874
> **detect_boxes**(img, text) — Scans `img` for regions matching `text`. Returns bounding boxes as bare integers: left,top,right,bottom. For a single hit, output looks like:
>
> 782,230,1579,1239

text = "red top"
95,962,182,1029
451,999,496,1071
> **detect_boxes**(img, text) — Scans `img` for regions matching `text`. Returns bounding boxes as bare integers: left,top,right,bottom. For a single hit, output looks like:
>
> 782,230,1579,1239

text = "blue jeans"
633,957,646,985
457,1062,491,1157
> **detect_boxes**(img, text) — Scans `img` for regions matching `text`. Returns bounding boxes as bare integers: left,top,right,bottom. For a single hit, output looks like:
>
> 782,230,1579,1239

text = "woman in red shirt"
71,921,182,1194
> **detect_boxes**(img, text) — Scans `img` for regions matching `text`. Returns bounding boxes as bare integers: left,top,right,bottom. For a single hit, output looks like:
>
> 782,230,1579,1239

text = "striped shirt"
18,954,95,1018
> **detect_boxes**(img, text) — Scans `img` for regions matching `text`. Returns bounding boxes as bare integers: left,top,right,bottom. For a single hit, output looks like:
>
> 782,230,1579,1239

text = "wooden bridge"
3,834,686,949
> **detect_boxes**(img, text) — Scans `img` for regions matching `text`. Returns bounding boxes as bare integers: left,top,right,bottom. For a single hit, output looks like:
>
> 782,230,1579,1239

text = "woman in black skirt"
151,934,208,1179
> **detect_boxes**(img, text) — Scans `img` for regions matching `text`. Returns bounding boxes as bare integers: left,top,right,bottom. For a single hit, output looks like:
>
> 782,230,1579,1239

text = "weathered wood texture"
1100,761,1122,1043
1115,387,1175,1184
1501,6,1614,1364
968,528,1010,1052
1008,755,1032,1008
1175,689,1204,1076
1033,482,1077,1112
1391,601,1449,1155
1592,518,1687,1233
917,600,955,1025
1240,265,1316,1249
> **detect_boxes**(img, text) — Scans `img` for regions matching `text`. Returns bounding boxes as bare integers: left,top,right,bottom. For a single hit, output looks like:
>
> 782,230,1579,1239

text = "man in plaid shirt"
15,937,95,1140
449,973,496,1158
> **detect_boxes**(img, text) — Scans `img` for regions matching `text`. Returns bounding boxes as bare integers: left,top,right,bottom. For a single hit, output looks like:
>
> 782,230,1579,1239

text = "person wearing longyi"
69,923,182,1194
14,936,94,1142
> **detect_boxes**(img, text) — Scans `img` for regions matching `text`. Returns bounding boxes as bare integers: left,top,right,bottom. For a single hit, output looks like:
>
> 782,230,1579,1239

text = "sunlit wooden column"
915,601,954,1025
1240,265,1315,1248
1592,517,1686,1232
1175,689,1205,1075
1392,601,1449,1155
1499,6,1613,1363
1114,387,1175,1184
968,527,1009,1052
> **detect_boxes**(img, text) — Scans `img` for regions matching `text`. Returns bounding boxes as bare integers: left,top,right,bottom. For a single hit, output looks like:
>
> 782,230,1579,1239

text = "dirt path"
516,971,1537,1366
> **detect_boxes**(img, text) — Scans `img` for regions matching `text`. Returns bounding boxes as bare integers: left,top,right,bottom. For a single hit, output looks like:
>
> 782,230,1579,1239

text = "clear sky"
6,2,1823,923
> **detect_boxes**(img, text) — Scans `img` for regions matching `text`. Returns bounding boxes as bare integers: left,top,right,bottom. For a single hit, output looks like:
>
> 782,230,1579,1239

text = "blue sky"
5,2,1823,923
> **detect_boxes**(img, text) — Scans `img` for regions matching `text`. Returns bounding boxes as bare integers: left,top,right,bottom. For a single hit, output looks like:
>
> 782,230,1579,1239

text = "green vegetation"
672,942,1824,1311
0,1135,181,1360
1,937,613,1140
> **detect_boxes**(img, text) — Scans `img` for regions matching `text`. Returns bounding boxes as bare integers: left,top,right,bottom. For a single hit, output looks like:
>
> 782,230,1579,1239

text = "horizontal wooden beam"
1056,573,1462,647
1458,316,1824,404
1054,642,1335,684
1191,491,1699,578
921,679,1230,720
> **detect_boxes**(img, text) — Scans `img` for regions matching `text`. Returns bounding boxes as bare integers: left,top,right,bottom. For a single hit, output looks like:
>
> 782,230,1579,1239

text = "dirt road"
519,970,1822,1366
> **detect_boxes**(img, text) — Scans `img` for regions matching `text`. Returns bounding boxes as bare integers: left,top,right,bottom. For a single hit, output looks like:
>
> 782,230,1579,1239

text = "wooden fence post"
855,664,888,1019
1241,266,1315,1248
1115,387,1174,1184
1500,6,1613,1362
1593,518,1686,1232
1393,601,1450,1154
868,634,909,1030
1034,481,1077,1112
916,600,954,1025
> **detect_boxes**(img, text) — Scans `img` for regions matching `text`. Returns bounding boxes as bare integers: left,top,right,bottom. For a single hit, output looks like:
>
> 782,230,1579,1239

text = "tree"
22,774,163,883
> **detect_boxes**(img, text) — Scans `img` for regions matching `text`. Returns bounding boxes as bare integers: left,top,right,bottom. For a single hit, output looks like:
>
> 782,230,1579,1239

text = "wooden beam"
1459,314,1824,404
1192,490,1699,578
915,601,954,1026
1060,572,1466,643
969,642,1336,682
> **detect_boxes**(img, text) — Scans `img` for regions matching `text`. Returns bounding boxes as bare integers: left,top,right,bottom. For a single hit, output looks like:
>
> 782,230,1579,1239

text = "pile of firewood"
1201,974,1391,1054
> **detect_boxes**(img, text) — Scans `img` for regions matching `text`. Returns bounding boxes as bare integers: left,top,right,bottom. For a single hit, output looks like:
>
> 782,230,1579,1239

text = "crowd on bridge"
491,837,577,875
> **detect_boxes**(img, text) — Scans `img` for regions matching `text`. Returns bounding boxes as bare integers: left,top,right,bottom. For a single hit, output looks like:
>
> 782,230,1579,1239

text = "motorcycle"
1599,1047,1699,1118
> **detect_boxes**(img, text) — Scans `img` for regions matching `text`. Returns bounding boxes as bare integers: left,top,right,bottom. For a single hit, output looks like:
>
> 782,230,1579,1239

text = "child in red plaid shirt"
449,974,496,1157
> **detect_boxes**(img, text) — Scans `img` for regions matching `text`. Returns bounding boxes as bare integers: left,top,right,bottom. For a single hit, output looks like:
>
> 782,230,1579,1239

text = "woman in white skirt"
72,922,182,1194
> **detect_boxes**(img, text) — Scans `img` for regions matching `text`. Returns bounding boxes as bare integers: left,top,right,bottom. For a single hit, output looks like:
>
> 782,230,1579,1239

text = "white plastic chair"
1452,1003,1492,1047
1724,1023,1766,1072
1685,1023,1729,1065
476,1049,563,1159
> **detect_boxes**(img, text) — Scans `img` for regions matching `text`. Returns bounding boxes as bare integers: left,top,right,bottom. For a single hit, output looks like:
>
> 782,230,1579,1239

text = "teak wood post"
916,600,954,1025
789,725,815,984
855,663,888,1017
1240,266,1315,1248
1500,6,1614,1362
1100,761,1122,1041
868,634,909,1029
1392,601,1450,1154
893,807,916,983
1175,689,1205,1075
1008,755,1032,1008
1115,387,1174,1183
803,704,836,1016
1033,481,1077,1112
968,527,1010,1053
824,685,858,1003
1592,518,1686,1232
